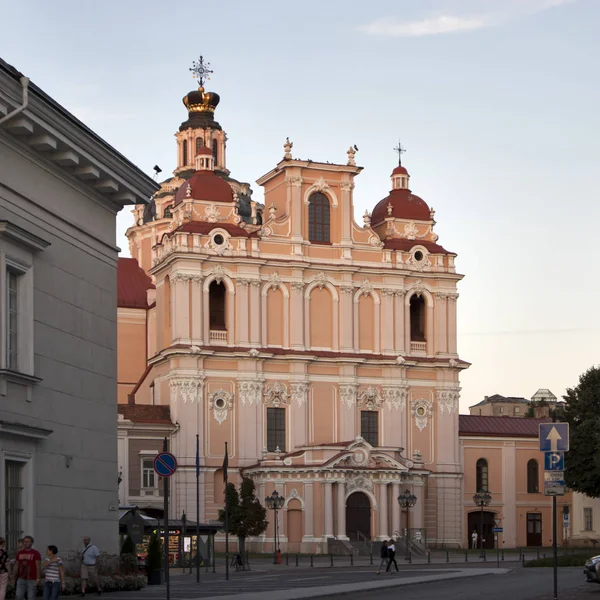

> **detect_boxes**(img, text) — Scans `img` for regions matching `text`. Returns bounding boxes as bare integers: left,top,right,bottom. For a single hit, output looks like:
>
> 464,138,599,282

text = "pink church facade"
117,63,468,552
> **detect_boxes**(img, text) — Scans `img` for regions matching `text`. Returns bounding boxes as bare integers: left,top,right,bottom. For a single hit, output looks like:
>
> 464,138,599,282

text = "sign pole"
196,434,200,583
553,495,558,600
163,437,170,600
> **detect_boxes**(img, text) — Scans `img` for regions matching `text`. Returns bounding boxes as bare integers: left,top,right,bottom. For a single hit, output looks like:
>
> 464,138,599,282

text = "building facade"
469,389,562,418
0,58,157,552
117,62,468,552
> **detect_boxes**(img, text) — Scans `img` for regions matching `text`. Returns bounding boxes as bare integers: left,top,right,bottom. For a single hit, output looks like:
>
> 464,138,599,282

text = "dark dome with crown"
179,56,222,131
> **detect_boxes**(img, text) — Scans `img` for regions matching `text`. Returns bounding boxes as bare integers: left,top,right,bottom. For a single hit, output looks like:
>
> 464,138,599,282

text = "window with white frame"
5,459,25,550
584,507,593,531
142,458,156,489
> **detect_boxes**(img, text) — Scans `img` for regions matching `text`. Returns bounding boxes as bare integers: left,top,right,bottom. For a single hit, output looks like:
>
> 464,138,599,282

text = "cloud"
361,0,577,37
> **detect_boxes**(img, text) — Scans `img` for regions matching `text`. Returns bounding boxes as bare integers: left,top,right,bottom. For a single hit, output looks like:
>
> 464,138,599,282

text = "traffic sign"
539,423,569,452
544,481,565,496
492,527,503,533
544,452,564,471
544,471,565,483
154,452,178,477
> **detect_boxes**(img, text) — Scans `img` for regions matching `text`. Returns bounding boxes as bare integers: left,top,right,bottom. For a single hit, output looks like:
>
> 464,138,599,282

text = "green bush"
525,555,591,567
146,532,162,572
120,535,135,556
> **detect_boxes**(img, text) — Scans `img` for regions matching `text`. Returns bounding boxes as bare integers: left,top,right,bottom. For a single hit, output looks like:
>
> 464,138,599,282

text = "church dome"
391,165,408,176
174,171,233,204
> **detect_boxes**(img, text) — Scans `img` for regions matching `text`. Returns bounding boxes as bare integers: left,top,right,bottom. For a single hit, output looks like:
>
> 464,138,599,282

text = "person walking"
471,530,478,550
385,539,399,573
42,546,64,600
78,537,101,596
0,538,9,600
14,536,41,600
376,540,388,575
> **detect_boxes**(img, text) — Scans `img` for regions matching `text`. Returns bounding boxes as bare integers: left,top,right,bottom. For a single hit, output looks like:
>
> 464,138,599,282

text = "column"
340,288,354,351
447,295,458,354
426,304,434,356
336,481,347,539
395,292,406,353
290,176,303,242
435,294,447,354
191,276,203,344
392,483,401,536
381,291,395,354
172,275,190,343
249,281,261,345
303,482,314,541
413,485,424,530
378,482,388,540
236,281,249,345
324,481,334,538
290,282,305,349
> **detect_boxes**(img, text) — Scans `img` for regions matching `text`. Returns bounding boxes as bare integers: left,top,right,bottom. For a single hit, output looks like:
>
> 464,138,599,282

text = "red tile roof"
372,190,431,223
383,238,452,254
459,415,551,438
117,258,154,309
174,170,233,205
118,404,172,425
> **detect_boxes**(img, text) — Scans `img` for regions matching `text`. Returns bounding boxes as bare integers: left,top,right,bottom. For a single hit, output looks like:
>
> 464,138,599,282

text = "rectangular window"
361,411,378,447
142,459,156,488
514,407,520,414
6,269,18,370
267,407,286,452
498,407,504,414
584,507,593,531
5,460,24,551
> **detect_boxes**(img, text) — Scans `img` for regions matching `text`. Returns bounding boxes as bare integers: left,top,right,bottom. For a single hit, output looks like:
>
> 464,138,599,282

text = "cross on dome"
189,55,214,88
393,140,406,166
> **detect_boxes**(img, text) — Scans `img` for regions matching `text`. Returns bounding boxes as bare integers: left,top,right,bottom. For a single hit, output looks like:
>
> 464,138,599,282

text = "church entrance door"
346,492,371,541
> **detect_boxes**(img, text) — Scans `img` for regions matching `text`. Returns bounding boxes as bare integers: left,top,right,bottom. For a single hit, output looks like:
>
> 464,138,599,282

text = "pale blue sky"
2,0,598,411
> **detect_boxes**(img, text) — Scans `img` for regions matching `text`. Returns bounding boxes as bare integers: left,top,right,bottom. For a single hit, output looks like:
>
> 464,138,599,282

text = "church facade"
118,60,468,552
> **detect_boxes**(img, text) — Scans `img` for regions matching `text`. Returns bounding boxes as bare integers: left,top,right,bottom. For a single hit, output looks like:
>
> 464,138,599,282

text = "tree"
146,532,162,572
218,478,268,563
564,366,600,497
120,535,135,556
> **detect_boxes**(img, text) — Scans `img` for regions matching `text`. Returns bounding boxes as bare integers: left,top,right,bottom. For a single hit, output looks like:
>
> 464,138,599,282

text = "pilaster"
336,481,347,539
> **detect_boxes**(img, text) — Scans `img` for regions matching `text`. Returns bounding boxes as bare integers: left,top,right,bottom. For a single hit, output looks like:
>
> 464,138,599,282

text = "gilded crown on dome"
183,55,220,114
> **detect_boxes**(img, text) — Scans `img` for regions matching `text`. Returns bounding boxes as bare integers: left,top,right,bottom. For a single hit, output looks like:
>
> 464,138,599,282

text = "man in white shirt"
471,530,478,550
78,537,101,596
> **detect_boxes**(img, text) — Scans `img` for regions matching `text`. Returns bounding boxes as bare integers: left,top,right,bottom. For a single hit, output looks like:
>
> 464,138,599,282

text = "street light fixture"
397,489,417,560
265,490,285,564
473,490,492,557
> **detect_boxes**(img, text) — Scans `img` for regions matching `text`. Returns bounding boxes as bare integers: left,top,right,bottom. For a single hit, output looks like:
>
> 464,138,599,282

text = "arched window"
182,140,188,166
476,458,488,492
308,192,330,243
209,281,226,331
195,137,203,153
409,294,426,341
212,139,218,165
527,459,539,493
163,205,172,219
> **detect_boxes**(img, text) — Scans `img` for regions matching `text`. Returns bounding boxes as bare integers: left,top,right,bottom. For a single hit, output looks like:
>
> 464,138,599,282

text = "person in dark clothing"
386,540,399,573
376,541,388,575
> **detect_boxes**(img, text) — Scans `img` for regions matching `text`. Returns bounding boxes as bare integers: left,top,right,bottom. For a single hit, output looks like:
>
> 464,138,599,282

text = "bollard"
286,553,289,566
330,554,334,567
350,553,354,566
310,555,314,568
465,551,468,562
409,551,412,564
446,550,449,563
522,555,526,568
428,551,431,564
483,550,487,562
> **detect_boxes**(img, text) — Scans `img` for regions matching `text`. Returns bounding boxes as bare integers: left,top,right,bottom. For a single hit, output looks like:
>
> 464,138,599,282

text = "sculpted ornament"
357,386,383,411
340,180,355,192
291,281,304,293
210,264,227,284
346,146,356,166
290,382,309,407
368,234,384,248
358,279,374,297
339,384,358,409
287,176,303,188
209,389,233,425
411,398,433,432
410,279,428,295
170,376,204,404
267,272,282,290
403,222,419,240
437,389,460,414
347,474,373,494
204,204,222,223
263,381,290,407
283,137,293,160
313,177,330,193
312,271,329,290
363,210,371,227
383,386,408,411
238,381,263,407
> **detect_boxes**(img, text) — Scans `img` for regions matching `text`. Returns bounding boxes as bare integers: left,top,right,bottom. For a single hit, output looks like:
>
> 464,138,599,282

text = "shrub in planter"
146,532,162,586
121,535,135,556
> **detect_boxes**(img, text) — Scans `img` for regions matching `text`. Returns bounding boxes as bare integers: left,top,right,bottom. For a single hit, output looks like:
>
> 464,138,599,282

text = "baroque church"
117,58,467,552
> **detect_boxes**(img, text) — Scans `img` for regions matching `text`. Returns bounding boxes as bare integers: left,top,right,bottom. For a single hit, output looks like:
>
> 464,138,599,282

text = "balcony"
410,341,427,355
210,330,227,344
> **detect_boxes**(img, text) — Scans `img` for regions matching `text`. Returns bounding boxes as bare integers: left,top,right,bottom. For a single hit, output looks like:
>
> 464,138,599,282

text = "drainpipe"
0,76,30,126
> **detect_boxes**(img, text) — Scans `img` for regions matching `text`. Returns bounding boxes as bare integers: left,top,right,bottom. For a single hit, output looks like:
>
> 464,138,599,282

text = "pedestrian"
14,536,41,600
471,529,478,550
376,540,388,575
78,537,101,596
42,546,64,600
0,538,8,600
9,540,24,581
385,539,399,573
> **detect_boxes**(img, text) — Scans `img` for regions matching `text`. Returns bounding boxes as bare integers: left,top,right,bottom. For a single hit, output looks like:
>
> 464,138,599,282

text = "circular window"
213,234,225,246
416,406,426,417
414,250,424,262
215,397,226,409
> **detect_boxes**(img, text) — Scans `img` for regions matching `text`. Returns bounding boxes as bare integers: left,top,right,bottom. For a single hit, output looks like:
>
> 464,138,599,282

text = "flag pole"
224,441,229,581
196,433,200,583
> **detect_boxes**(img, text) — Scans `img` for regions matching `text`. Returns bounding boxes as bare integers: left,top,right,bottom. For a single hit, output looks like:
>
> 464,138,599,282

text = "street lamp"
473,491,492,557
265,490,285,564
397,489,417,560
181,511,187,570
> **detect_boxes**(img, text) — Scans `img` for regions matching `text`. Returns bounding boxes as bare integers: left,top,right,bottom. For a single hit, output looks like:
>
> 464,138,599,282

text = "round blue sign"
153,452,178,477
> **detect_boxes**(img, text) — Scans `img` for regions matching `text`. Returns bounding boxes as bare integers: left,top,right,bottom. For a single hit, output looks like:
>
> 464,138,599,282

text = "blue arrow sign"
539,423,569,452
544,451,565,471
154,452,178,477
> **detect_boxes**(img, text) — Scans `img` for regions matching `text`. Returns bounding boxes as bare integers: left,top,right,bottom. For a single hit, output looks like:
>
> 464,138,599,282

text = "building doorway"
467,511,496,549
527,513,543,547
346,492,371,541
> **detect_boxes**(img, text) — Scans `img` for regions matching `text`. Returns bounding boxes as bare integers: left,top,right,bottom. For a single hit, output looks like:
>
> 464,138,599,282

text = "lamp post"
473,491,492,557
265,490,285,564
181,511,187,571
397,489,417,560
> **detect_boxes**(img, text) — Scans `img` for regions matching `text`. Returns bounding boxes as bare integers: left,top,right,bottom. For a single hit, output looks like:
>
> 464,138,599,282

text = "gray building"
0,58,158,553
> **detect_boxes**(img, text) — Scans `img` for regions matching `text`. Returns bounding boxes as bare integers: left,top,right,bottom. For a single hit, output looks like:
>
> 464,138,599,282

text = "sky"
2,0,598,413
